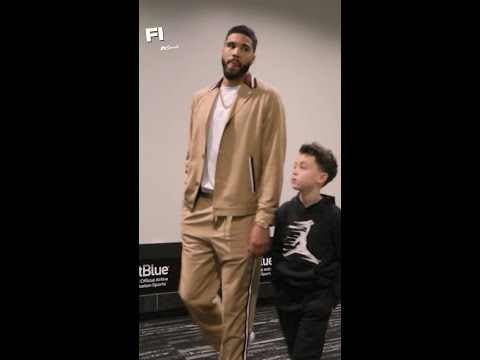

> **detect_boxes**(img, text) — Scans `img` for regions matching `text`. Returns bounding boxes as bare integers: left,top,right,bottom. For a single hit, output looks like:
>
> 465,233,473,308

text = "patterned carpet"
139,302,341,359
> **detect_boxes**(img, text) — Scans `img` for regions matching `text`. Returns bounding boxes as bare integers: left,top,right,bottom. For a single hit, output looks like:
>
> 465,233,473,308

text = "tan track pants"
179,193,261,360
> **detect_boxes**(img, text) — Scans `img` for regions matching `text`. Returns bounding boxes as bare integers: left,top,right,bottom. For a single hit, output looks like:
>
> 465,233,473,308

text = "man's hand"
247,224,270,257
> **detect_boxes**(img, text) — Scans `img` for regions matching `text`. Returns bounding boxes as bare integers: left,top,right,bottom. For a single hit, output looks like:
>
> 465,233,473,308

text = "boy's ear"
317,172,328,185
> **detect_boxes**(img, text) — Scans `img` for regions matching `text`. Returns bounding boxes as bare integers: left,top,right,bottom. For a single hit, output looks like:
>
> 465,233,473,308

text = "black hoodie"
271,194,341,305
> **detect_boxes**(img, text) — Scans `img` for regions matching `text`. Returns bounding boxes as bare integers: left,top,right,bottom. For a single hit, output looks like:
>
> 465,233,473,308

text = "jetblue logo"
262,257,272,266
139,264,169,277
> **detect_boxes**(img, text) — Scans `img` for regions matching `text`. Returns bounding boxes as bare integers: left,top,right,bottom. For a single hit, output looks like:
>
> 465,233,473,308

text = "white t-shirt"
201,85,240,193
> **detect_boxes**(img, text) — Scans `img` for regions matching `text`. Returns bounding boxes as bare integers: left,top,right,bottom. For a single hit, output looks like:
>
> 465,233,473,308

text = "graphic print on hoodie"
283,220,321,265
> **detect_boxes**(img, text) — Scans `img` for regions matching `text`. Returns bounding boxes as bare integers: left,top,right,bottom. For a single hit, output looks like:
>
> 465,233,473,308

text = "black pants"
274,284,334,360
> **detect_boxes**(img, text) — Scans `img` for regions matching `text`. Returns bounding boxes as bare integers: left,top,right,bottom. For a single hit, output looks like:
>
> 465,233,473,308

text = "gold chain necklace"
219,89,235,109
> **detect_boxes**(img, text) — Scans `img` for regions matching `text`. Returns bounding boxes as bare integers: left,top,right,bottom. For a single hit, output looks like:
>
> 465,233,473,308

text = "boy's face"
291,153,327,192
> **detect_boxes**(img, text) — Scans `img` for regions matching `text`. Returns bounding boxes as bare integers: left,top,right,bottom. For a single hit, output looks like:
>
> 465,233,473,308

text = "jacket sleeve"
185,96,195,160
254,89,287,226
184,95,196,186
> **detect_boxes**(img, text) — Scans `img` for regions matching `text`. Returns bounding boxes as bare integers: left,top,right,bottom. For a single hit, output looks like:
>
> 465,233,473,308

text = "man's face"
221,33,256,80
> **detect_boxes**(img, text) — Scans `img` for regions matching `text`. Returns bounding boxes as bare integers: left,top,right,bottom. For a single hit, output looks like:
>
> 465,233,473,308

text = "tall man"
179,25,287,360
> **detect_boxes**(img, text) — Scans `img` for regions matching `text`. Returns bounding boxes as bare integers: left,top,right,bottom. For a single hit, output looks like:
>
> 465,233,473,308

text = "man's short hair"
226,25,257,52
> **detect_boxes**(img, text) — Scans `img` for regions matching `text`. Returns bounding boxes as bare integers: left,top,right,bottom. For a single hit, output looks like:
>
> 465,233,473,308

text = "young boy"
271,142,341,359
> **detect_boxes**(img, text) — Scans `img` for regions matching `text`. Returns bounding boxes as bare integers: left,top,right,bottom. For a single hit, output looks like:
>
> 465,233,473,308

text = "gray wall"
140,0,341,244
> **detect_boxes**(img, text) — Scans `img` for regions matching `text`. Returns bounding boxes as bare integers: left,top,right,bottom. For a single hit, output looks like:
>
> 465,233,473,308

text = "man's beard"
222,59,252,80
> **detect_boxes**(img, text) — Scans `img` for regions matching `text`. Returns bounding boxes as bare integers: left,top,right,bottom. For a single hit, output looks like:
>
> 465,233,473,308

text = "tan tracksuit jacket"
183,73,287,226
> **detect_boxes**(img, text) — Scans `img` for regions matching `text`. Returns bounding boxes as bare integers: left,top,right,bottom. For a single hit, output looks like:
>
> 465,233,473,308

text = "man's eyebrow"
226,41,253,49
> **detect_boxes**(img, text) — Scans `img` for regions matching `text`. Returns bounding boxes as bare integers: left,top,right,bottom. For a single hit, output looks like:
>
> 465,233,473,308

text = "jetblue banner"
139,243,273,295
260,254,273,283
139,257,180,295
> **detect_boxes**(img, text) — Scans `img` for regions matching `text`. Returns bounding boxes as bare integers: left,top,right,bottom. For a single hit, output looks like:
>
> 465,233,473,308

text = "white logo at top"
146,27,164,42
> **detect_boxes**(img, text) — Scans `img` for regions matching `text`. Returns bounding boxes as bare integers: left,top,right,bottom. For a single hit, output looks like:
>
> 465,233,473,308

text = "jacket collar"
208,73,257,91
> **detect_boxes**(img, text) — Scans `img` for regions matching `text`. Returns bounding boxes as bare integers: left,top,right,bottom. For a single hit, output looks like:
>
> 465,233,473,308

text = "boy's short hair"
300,142,338,186
226,25,257,52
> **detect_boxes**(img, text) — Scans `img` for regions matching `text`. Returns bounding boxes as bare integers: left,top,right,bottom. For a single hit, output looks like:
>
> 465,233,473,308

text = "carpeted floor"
139,301,341,359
